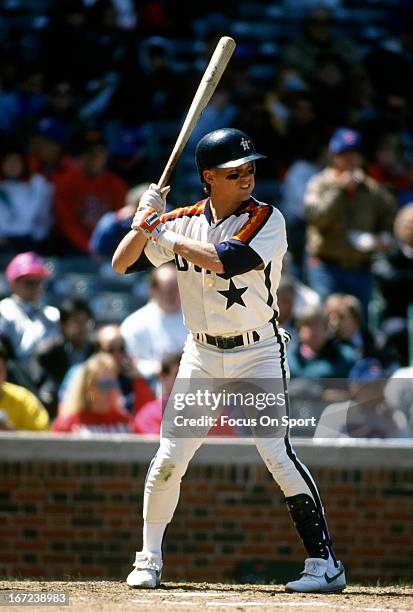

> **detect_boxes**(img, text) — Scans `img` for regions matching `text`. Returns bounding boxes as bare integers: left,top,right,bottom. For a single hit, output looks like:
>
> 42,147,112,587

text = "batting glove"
137,183,170,215
131,207,163,240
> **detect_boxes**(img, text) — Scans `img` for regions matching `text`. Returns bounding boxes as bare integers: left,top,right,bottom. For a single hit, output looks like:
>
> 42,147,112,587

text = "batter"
112,128,346,593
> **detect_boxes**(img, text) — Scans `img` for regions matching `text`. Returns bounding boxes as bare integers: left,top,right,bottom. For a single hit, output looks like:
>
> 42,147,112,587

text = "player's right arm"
112,229,148,274
112,183,170,273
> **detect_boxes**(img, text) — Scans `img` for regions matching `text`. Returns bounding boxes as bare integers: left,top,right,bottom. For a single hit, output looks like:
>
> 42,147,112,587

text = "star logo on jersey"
218,279,248,310
240,137,250,151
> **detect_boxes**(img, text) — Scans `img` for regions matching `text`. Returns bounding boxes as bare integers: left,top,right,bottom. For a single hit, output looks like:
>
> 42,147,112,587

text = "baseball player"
112,128,346,593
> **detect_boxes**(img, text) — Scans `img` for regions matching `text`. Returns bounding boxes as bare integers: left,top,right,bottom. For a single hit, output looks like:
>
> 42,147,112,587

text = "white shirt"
141,197,287,335
0,295,60,377
281,160,319,223
0,174,53,240
120,300,187,378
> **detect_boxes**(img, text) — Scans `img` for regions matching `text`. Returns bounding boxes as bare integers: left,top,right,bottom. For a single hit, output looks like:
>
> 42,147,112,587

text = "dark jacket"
372,244,413,318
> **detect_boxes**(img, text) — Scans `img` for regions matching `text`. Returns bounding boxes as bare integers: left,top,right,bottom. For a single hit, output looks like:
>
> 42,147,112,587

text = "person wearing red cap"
0,252,60,380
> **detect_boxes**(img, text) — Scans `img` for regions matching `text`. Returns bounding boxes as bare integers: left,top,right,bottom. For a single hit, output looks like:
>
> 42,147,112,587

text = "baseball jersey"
132,197,287,335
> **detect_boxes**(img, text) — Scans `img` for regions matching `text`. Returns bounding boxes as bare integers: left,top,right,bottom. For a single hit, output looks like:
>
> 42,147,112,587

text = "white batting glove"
137,183,170,215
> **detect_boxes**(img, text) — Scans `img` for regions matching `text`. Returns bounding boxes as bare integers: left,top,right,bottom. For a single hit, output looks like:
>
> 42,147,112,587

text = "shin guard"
285,493,334,561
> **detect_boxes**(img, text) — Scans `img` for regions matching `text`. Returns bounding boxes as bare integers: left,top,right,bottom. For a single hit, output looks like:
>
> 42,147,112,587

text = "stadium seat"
51,273,98,301
0,274,9,299
89,292,134,324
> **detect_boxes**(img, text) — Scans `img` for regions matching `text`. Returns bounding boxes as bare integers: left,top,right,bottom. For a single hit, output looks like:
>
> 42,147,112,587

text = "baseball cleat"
126,551,162,588
285,558,346,593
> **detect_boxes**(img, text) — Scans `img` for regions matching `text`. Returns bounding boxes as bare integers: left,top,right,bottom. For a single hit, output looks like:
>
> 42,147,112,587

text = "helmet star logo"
240,138,250,151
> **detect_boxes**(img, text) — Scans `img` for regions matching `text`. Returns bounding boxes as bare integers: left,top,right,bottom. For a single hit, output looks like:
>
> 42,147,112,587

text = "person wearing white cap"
0,252,60,379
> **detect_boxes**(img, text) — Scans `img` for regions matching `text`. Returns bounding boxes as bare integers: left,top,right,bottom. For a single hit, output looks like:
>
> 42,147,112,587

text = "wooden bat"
158,36,236,189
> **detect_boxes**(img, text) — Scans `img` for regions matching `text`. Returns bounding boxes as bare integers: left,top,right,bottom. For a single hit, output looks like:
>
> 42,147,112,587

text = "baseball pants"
143,326,323,524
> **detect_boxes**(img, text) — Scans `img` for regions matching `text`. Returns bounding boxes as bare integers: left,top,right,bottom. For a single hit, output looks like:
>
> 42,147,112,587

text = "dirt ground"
1,581,413,612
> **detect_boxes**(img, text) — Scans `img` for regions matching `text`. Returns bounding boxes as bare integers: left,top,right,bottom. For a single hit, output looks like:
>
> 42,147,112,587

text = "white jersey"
137,197,287,335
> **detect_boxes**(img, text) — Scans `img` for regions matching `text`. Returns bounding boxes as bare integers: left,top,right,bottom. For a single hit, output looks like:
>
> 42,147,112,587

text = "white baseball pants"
143,327,323,524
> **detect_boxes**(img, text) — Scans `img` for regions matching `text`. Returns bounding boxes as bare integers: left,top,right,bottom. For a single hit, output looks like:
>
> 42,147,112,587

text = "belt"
195,323,280,350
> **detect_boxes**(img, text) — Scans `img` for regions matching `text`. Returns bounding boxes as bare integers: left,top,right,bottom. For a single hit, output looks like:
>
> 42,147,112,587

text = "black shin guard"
285,493,336,562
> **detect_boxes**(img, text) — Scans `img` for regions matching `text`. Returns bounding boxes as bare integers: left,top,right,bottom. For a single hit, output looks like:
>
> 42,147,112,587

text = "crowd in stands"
1,0,413,438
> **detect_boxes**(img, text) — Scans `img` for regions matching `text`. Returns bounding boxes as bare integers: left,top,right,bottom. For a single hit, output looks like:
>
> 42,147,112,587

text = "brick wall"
0,435,412,583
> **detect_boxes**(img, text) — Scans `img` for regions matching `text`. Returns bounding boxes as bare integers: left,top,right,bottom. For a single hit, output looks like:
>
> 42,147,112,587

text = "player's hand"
137,183,170,215
131,207,164,240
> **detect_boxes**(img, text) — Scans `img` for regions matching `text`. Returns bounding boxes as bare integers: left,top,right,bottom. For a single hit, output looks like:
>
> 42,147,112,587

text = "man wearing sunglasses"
112,128,345,594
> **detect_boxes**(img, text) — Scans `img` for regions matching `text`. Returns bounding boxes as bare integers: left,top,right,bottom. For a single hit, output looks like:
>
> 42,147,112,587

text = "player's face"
205,162,255,201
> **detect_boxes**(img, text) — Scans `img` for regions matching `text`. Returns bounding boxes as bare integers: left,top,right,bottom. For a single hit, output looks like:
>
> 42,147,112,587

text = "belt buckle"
219,336,237,350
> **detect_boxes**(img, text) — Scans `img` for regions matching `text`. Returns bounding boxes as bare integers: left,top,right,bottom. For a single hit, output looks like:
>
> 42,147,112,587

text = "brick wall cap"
0,433,412,467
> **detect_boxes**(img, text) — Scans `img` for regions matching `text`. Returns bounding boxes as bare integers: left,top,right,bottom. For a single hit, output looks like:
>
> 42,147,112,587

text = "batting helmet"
195,128,266,181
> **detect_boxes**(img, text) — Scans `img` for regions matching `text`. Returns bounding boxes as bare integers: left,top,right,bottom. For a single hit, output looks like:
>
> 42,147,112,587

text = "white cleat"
285,558,346,593
126,551,162,589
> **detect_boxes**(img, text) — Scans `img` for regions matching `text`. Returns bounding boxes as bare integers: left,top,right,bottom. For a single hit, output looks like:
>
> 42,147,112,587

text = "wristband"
157,229,178,251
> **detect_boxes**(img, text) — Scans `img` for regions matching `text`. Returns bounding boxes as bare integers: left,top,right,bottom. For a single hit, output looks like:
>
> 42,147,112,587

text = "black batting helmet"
195,128,266,181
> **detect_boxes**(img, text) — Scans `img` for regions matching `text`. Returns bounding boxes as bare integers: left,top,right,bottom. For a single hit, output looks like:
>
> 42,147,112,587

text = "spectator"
0,332,38,394
282,252,321,316
0,253,60,378
109,36,193,126
234,90,284,181
277,276,298,341
310,53,352,128
28,117,78,184
365,11,413,109
0,339,49,431
315,358,411,438
280,134,326,274
277,275,303,355
282,6,362,80
367,133,412,204
120,264,187,378
282,93,324,166
384,364,413,429
89,183,150,260
324,293,385,361
41,81,79,125
0,66,48,136
51,352,133,433
266,67,310,137
288,306,357,380
304,127,396,319
96,323,154,415
34,298,95,416
0,144,53,256
133,352,181,434
41,0,92,89
54,129,128,254
372,203,413,365
108,127,148,187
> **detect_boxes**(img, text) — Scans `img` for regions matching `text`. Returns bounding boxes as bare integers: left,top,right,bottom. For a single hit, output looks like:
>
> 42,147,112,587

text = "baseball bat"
157,36,236,189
